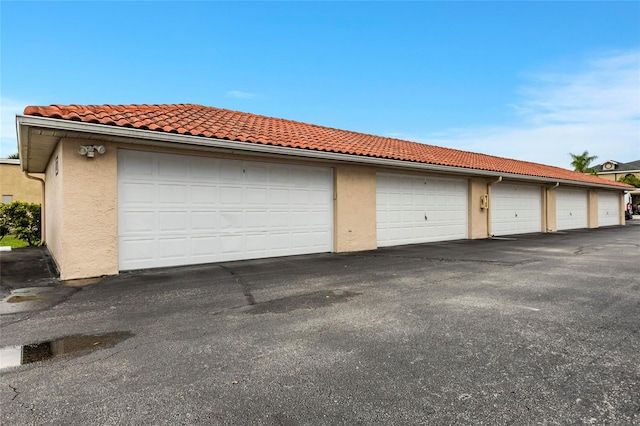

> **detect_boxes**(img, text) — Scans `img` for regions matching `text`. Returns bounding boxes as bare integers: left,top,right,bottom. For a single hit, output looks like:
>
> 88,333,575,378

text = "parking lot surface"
1,224,639,425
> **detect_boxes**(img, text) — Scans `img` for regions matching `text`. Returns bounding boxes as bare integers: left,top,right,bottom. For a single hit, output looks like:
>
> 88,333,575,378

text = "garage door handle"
424,214,428,221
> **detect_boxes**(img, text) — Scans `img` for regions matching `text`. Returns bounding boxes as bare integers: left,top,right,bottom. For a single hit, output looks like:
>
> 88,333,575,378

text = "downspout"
545,182,559,232
487,176,502,237
24,172,45,245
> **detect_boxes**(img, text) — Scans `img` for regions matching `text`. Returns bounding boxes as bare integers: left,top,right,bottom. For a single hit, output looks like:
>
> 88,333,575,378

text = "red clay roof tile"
23,103,632,188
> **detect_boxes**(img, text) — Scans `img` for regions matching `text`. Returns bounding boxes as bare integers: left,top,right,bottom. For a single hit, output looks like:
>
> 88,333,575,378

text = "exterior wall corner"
53,139,119,280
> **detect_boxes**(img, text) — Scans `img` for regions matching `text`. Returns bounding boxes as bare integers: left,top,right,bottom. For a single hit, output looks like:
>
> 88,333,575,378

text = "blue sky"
1,1,639,169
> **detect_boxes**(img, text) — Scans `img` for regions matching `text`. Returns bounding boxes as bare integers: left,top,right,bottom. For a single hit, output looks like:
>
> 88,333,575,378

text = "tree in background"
7,153,19,159
619,174,640,188
0,201,41,246
569,151,598,175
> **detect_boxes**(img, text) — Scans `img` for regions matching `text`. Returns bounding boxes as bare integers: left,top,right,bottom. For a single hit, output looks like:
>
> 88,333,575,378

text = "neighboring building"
16,104,632,281
593,160,640,182
0,158,43,204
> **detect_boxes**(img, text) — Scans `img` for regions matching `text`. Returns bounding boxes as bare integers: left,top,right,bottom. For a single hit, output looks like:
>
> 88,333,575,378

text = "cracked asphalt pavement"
1,223,639,425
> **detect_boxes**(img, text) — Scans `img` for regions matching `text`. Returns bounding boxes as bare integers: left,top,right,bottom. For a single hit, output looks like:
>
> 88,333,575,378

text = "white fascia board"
16,117,30,171
0,159,20,165
16,115,630,191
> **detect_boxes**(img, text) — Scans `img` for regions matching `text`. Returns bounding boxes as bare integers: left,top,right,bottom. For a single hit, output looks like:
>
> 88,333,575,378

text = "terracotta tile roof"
24,103,631,189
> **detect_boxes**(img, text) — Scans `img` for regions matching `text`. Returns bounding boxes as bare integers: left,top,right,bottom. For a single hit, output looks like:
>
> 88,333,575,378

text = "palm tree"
7,153,19,159
569,151,598,175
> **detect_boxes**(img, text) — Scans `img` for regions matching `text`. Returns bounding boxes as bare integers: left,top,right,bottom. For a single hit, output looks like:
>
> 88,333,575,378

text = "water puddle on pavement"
0,331,133,370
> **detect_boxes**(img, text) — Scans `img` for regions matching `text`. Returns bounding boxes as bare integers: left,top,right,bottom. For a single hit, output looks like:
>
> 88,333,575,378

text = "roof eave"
17,116,30,171
16,115,630,191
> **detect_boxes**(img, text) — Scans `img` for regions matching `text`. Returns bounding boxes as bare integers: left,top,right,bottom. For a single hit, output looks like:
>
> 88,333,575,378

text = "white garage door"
491,184,542,236
598,192,620,227
118,150,333,270
556,189,588,230
376,173,468,247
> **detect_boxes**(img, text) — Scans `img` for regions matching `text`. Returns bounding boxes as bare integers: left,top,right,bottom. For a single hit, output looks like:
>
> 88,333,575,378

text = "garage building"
16,104,631,280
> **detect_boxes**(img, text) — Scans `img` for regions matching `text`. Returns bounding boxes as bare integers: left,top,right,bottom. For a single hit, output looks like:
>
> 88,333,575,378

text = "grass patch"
0,235,30,248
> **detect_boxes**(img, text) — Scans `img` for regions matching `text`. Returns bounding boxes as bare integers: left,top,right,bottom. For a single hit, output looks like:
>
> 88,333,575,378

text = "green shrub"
0,201,41,246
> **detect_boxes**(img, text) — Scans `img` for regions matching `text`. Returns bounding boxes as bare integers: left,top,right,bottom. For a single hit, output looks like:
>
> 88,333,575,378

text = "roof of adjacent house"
22,103,632,189
593,160,640,173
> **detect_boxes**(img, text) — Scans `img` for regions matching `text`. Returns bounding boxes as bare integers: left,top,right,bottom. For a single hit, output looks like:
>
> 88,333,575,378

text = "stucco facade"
587,190,599,228
45,139,119,280
594,160,640,183
544,187,557,233
17,104,631,281
0,160,43,204
334,165,377,252
39,137,625,281
597,172,640,182
467,178,490,239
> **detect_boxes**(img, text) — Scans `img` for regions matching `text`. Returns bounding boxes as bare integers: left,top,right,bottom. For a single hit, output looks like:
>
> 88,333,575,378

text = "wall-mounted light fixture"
77,145,106,158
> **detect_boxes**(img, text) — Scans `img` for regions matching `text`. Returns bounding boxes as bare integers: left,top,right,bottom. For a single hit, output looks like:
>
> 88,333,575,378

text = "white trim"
17,115,629,191
0,159,20,165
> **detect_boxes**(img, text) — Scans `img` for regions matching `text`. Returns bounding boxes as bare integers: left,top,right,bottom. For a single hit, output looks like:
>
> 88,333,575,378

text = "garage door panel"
118,150,333,270
158,211,188,232
220,187,243,204
246,234,269,253
598,192,620,227
158,158,188,179
219,234,244,254
157,238,188,260
190,186,217,204
245,164,269,183
556,189,588,230
120,211,155,234
246,188,268,204
270,189,290,204
120,152,154,178
377,173,468,247
191,159,217,179
191,211,217,231
269,168,291,185
291,189,310,204
306,169,329,186
289,211,308,227
159,184,187,204
122,182,155,203
220,162,244,180
220,211,245,229
120,239,156,263
491,184,541,236
311,190,329,205
310,230,332,247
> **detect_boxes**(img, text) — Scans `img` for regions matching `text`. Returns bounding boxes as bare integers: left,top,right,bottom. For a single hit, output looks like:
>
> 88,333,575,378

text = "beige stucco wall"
468,178,489,239
46,139,118,280
41,139,630,280
597,171,640,182
619,192,625,225
45,143,64,268
0,163,43,204
544,187,557,232
333,165,377,252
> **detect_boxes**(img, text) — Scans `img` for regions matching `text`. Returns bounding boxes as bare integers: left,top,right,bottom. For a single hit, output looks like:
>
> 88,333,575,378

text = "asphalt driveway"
1,224,639,425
